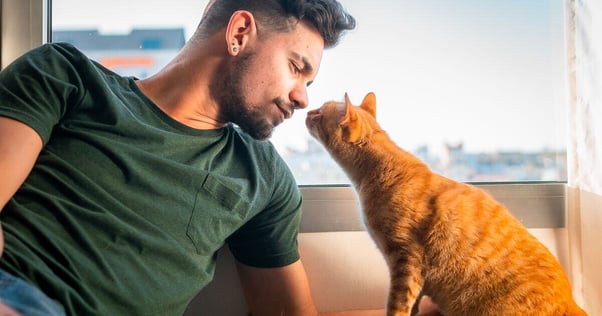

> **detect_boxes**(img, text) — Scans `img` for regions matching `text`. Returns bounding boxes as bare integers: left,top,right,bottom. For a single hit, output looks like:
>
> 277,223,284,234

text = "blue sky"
300,0,566,154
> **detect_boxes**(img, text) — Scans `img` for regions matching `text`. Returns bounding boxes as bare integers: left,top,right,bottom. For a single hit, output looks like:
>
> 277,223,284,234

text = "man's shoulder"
42,41,81,52
29,42,87,61
15,42,100,78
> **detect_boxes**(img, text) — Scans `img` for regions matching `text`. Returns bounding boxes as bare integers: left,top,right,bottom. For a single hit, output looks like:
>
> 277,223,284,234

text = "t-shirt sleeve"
227,153,303,268
0,43,85,144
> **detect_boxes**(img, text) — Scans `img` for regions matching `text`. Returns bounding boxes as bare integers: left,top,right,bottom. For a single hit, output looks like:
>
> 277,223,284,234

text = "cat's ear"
340,93,358,125
340,93,362,143
360,92,377,118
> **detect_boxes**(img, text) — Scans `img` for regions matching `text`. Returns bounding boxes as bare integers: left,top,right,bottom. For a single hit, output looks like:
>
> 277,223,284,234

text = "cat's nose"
307,108,320,118
305,112,316,128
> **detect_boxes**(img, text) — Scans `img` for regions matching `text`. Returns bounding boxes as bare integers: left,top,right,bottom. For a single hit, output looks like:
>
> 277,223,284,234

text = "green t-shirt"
0,43,302,315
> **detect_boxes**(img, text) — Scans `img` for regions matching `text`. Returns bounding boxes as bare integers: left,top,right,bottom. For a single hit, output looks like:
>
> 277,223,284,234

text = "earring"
232,43,238,53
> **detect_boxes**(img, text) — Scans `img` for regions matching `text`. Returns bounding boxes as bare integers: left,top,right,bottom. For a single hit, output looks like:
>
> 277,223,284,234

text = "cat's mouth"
305,109,322,139
305,109,317,127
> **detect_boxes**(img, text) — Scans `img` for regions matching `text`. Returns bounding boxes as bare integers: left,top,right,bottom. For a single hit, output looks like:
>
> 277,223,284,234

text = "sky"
52,0,567,155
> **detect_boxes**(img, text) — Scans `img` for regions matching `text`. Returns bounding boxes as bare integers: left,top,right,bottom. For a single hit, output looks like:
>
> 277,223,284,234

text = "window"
50,0,567,185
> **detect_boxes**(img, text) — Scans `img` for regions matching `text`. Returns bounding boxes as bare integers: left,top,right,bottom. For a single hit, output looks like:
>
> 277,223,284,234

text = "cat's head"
306,92,378,148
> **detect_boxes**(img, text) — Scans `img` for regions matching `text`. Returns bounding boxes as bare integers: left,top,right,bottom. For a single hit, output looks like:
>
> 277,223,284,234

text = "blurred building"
283,138,567,185
53,28,186,78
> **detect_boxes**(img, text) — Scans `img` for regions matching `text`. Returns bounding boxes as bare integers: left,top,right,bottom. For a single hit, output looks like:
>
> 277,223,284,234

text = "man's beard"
212,53,276,141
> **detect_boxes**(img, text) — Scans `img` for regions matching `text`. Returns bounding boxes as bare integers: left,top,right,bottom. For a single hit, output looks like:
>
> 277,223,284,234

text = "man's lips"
277,103,293,120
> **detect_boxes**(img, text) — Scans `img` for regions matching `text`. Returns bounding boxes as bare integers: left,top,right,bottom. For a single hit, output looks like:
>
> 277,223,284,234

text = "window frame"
299,183,567,233
0,0,49,69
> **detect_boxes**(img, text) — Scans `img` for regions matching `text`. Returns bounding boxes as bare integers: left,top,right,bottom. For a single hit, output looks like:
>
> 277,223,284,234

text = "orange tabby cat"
305,92,587,316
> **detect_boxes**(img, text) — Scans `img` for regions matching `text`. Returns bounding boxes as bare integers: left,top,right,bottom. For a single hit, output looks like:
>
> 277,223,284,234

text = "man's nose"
290,84,308,110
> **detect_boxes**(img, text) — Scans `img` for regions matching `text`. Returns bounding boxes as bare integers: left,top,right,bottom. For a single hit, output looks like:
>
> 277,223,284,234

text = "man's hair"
195,0,356,48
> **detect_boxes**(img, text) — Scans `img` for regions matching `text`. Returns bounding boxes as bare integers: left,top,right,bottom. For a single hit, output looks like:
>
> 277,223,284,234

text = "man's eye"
291,62,301,74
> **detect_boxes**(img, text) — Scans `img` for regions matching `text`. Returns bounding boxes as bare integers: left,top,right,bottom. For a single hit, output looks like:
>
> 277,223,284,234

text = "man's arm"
0,117,42,209
0,117,43,252
235,259,318,316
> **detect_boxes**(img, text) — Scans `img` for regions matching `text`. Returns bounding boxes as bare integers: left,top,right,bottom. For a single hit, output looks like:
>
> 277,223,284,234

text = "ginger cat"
305,92,587,316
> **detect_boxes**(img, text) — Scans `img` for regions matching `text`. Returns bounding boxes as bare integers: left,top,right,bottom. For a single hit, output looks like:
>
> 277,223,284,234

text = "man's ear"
225,10,256,56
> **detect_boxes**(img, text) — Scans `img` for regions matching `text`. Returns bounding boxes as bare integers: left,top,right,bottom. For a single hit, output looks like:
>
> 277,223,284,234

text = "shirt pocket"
186,172,251,254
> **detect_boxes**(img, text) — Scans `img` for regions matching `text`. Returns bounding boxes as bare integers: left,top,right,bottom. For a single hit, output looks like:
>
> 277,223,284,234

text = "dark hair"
196,0,356,48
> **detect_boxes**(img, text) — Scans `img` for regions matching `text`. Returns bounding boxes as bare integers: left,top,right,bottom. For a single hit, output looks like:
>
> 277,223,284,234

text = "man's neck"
135,44,226,130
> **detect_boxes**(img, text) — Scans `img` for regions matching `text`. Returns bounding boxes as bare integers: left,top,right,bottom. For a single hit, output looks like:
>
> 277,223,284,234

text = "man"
0,0,355,314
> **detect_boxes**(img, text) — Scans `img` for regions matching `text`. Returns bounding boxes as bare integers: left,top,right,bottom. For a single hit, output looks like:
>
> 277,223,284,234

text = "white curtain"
566,0,602,313
567,0,602,194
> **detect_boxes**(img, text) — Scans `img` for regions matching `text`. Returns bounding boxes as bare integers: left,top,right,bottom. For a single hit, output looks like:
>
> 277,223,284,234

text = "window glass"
52,0,567,184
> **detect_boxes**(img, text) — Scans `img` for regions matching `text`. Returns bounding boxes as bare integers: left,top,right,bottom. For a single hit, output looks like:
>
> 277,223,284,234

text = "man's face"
214,22,324,140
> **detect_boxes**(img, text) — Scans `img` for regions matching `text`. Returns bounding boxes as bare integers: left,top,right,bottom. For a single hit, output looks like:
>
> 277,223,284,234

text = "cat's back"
425,179,586,315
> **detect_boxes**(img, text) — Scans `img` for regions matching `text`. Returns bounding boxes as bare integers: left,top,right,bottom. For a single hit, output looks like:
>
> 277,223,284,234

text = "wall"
298,228,569,313
186,227,570,315
566,0,602,313
0,0,45,69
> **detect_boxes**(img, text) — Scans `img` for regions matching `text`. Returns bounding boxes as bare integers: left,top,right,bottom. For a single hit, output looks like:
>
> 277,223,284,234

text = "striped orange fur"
305,92,586,316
